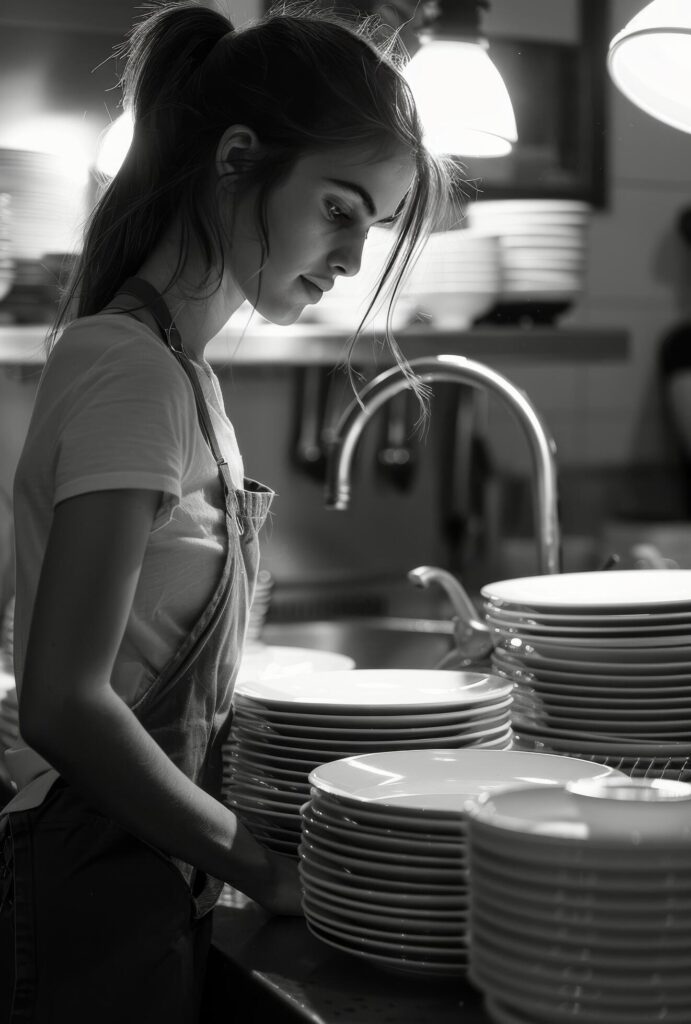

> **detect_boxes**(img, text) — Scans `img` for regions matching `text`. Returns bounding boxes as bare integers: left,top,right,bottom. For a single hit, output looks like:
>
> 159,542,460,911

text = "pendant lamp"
402,0,517,157
608,0,691,134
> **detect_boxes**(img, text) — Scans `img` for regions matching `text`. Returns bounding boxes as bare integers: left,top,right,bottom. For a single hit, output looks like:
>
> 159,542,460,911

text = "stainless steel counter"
208,888,491,1024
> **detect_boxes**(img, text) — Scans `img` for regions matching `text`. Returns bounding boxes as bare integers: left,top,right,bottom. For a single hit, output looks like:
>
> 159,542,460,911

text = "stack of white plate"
481,570,691,780
402,229,500,328
466,200,589,305
300,749,624,978
466,776,691,1024
0,150,86,258
224,669,513,855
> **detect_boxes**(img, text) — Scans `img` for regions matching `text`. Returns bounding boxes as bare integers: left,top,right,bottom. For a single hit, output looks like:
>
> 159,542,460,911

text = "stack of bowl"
402,228,501,328
224,669,513,855
299,749,624,977
482,570,691,780
466,199,590,323
466,776,691,1024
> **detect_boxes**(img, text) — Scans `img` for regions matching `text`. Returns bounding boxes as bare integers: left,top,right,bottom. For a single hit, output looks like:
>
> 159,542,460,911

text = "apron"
0,277,274,1022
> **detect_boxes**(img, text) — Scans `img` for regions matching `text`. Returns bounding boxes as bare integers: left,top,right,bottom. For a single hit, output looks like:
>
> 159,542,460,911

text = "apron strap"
116,277,236,513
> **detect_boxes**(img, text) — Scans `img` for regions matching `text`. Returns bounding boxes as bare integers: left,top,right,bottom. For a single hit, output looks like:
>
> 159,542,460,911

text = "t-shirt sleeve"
54,338,194,528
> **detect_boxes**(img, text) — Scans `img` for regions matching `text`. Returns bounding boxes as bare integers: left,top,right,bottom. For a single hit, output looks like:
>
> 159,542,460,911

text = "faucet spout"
325,354,561,574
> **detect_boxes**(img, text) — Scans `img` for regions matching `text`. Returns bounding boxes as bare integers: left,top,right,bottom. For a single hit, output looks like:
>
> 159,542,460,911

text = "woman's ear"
215,125,263,187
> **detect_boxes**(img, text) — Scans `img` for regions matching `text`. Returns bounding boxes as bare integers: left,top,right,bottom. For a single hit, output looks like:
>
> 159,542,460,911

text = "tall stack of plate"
224,669,513,855
0,150,86,258
481,570,691,779
402,229,501,328
466,200,590,320
466,777,691,1024
299,749,624,978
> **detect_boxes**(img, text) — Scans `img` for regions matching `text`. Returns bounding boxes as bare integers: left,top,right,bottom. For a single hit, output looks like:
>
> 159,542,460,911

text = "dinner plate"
305,919,467,976
471,951,691,1018
301,888,466,933
299,846,464,895
471,882,691,939
233,695,513,727
494,660,691,690
487,613,691,638
493,648,691,676
303,898,467,953
466,782,691,843
232,708,511,740
298,858,469,909
301,873,468,924
233,669,512,710
500,637,691,663
299,834,465,883
481,570,691,612
485,602,691,627
309,793,467,840
511,679,691,705
309,749,623,815
513,719,691,754
301,816,464,867
301,805,465,860
472,934,691,1001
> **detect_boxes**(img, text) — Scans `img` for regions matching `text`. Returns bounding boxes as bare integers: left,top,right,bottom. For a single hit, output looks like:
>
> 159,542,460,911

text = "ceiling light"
608,0,691,134
403,0,517,158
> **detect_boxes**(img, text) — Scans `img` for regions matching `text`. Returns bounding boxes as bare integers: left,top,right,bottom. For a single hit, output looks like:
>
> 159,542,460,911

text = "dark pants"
0,781,212,1023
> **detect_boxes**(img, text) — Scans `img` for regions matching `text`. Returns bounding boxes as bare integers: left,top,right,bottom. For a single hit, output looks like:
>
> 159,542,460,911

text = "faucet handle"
407,564,494,663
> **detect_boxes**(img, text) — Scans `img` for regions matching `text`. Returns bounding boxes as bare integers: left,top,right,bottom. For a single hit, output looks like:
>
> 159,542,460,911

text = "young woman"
0,2,457,1019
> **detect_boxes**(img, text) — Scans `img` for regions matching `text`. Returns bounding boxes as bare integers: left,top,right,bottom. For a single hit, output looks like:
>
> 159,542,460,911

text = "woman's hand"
258,849,304,917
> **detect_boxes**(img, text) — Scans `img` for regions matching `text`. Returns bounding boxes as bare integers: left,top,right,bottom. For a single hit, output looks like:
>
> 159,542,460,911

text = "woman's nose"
329,233,367,278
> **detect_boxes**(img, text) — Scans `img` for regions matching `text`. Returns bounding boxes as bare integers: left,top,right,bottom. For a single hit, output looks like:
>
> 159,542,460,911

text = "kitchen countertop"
207,887,492,1024
0,322,629,365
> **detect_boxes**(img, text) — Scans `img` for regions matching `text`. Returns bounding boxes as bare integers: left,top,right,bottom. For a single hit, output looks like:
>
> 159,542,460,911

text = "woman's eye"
325,201,352,224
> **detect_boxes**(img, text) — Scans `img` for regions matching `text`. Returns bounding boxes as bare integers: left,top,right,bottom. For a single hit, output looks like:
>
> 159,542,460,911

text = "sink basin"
261,616,455,670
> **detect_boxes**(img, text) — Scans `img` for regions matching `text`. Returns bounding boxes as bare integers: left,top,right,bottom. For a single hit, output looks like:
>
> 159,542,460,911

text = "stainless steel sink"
261,616,455,670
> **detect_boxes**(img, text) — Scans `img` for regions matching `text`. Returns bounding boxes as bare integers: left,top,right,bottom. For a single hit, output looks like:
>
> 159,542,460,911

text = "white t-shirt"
8,312,245,798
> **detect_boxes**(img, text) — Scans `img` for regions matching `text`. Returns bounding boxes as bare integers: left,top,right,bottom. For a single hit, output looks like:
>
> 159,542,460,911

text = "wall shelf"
0,323,629,368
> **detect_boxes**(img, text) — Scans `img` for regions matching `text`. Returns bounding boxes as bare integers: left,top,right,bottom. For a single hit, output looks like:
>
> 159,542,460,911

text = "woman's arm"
19,488,301,914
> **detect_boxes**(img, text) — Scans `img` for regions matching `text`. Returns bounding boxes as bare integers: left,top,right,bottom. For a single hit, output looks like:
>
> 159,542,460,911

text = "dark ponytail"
49,0,463,412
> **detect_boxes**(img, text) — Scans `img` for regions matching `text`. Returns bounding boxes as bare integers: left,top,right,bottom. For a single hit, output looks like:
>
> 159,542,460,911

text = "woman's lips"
300,276,323,302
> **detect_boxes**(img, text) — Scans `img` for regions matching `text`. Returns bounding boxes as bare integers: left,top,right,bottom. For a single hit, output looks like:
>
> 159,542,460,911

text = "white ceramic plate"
233,669,512,710
493,648,691,676
487,613,691,639
308,749,623,816
305,919,466,976
232,707,511,740
298,857,469,909
309,792,467,840
303,898,467,953
301,885,467,933
513,719,691,755
485,602,691,627
495,660,691,689
500,637,691,663
481,571,691,612
466,782,691,843
302,804,465,859
233,695,513,727
299,835,465,883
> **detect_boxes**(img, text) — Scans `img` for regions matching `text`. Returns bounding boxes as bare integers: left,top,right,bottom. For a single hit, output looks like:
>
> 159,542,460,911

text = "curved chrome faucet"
325,354,561,575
